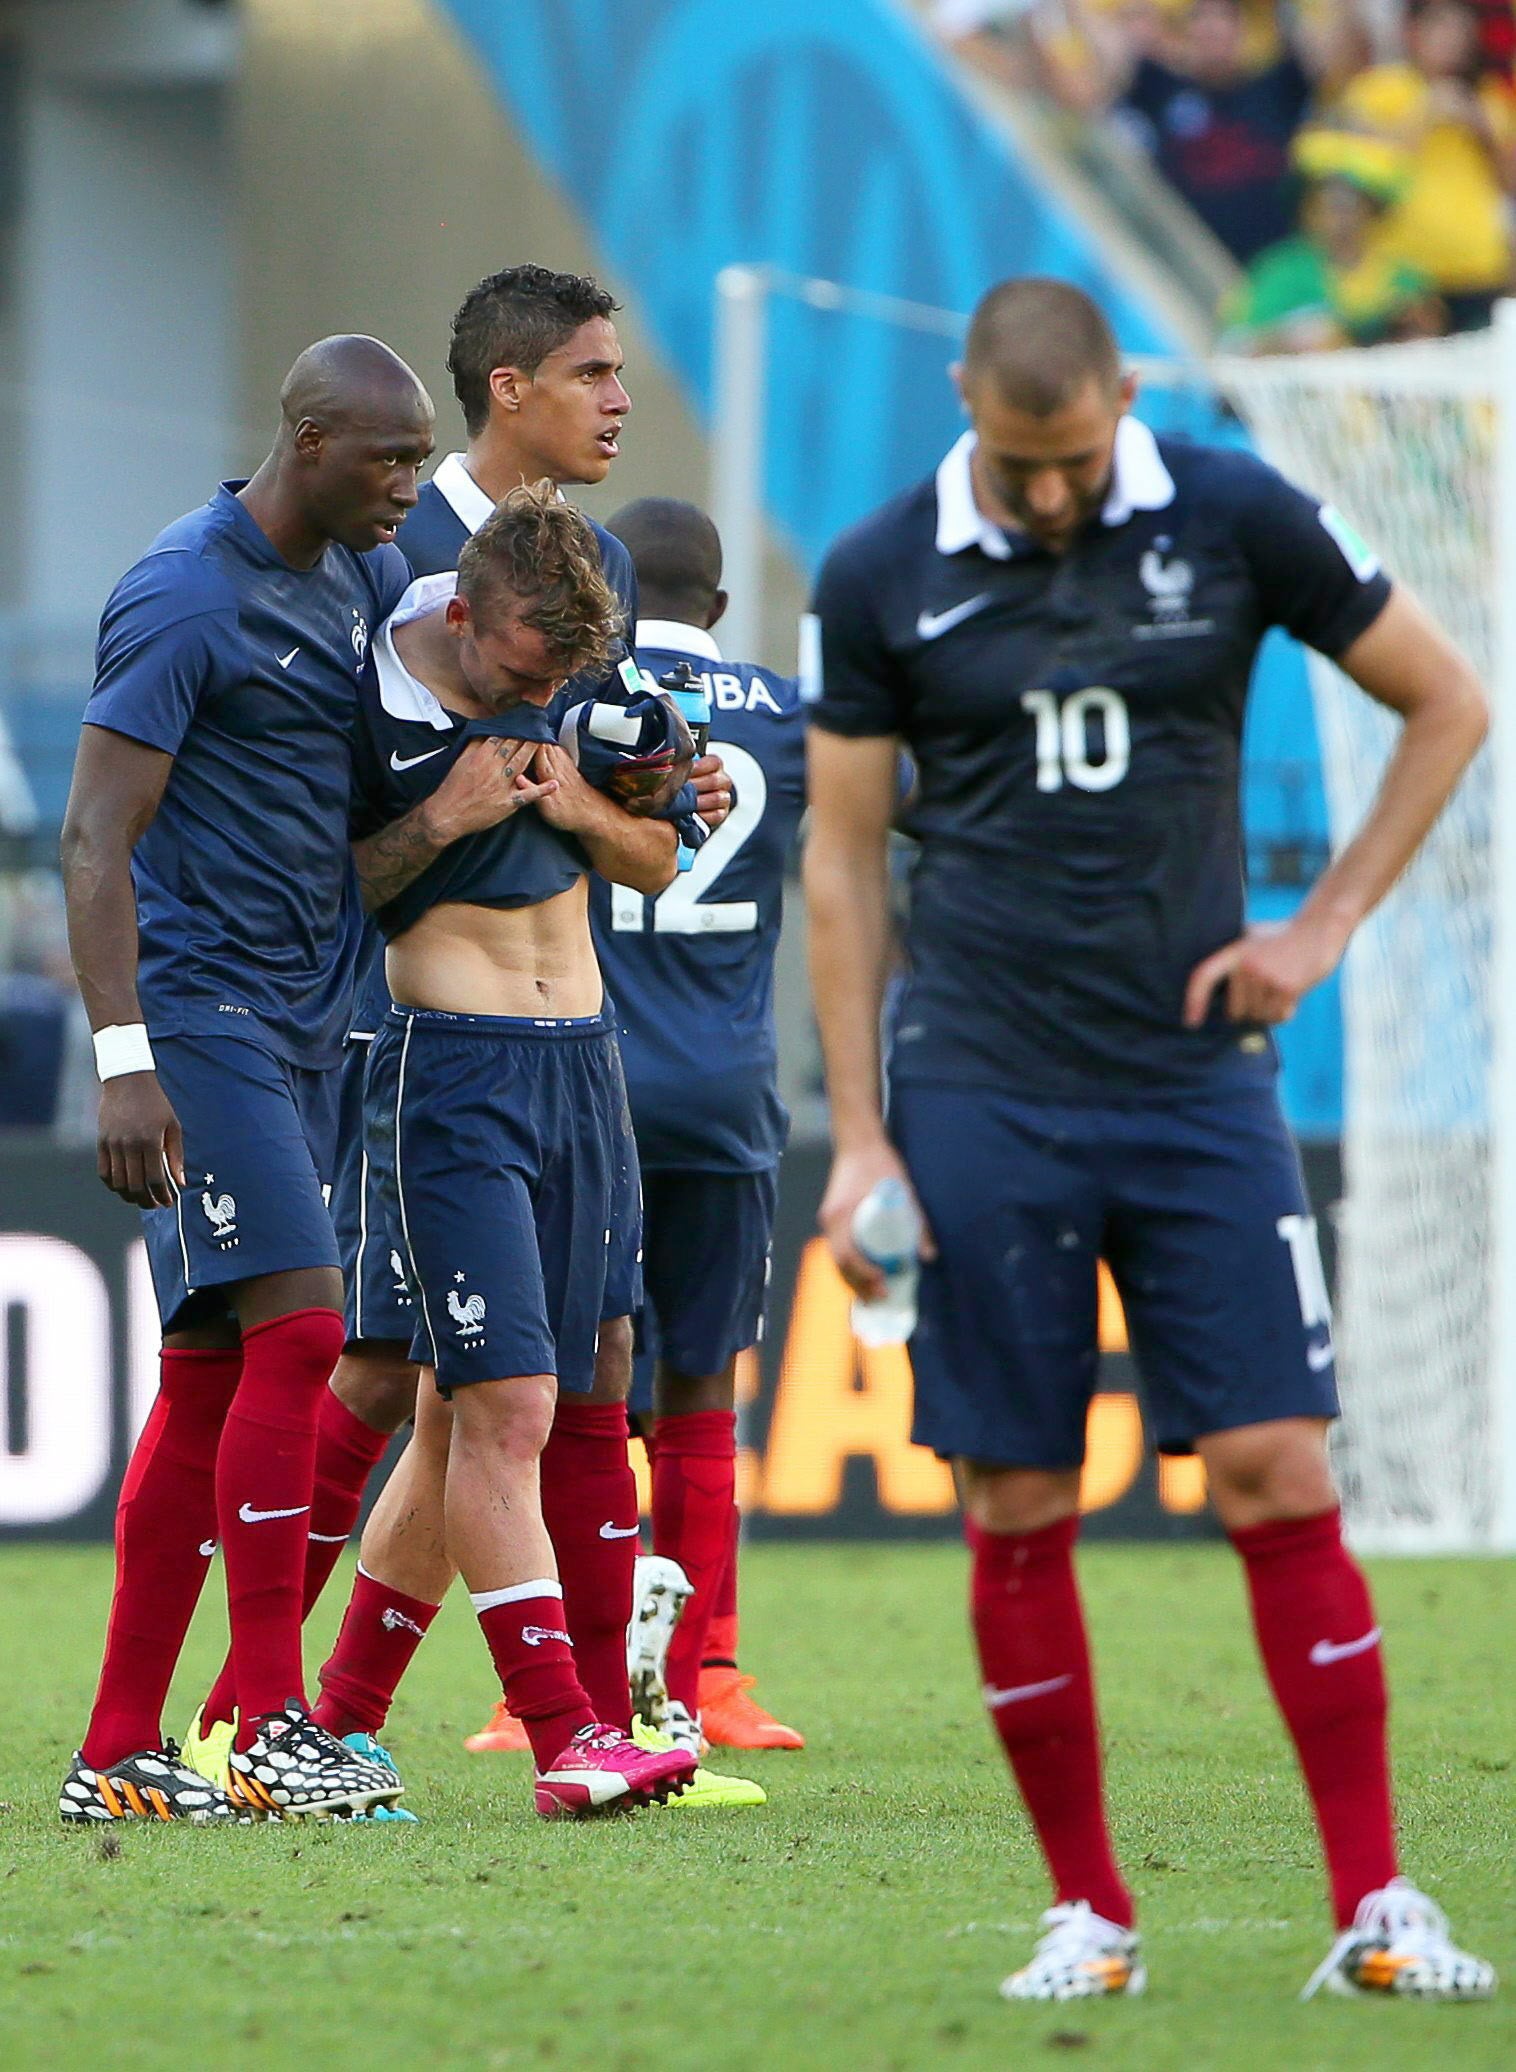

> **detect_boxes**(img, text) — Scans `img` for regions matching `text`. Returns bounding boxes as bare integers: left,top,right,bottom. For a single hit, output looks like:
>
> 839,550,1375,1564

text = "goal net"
1214,331,1510,1552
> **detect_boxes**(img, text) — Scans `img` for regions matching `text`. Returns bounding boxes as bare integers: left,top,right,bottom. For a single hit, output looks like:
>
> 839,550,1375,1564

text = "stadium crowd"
932,0,1516,348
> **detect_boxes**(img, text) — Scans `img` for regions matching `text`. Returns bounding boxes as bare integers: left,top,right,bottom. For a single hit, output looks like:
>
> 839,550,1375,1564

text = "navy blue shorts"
601,1142,644,1323
364,1006,637,1397
891,1080,1338,1468
330,1035,416,1348
628,1166,780,1413
142,1034,342,1333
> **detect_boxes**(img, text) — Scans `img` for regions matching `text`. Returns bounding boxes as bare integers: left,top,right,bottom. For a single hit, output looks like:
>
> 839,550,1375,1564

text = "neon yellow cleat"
631,1715,766,1808
182,1705,237,1792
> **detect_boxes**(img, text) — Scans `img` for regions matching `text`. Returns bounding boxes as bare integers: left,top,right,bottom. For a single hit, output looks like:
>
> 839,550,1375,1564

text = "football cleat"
1301,1879,1496,2002
59,1743,233,1825
462,1698,532,1754
340,1733,419,1822
631,1715,766,1808
698,1667,805,1750
182,1704,236,1792
225,1700,404,1821
534,1721,696,1819
1000,1902,1146,2003
662,1697,708,1759
627,1555,693,1730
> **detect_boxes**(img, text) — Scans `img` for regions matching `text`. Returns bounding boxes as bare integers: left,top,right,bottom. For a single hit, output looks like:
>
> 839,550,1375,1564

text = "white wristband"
93,1023,156,1081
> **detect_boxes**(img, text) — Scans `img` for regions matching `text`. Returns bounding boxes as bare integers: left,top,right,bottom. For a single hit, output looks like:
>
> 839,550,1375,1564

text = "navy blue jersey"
85,483,409,1068
349,455,638,1034
807,419,1392,1101
592,624,807,1172
349,577,592,941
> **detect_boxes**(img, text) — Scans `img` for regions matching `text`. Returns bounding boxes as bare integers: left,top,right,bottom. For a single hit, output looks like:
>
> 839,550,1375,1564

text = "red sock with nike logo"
312,1565,439,1738
471,1581,596,1768
1230,1506,1396,1925
653,1409,737,1713
540,1400,638,1728
968,1515,1133,1929
201,1386,393,1729
82,1347,242,1768
215,1307,346,1745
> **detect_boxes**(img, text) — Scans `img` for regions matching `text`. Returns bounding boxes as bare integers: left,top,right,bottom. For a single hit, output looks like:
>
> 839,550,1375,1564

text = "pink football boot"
534,1722,697,1819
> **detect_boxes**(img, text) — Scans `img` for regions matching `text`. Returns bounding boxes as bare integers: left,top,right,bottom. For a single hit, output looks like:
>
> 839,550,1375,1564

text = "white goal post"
711,265,1516,1551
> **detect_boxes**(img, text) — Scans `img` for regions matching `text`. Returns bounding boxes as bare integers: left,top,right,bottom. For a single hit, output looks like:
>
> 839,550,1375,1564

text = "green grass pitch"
0,1541,1511,2071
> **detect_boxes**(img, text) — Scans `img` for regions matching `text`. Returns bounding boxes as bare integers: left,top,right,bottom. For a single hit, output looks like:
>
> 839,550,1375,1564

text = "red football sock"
1231,1507,1397,1926
201,1386,393,1728
81,1348,242,1768
968,1516,1133,1929
653,1409,737,1713
472,1582,596,1767
540,1400,638,1730
215,1307,346,1744
312,1566,439,1738
703,1502,742,1669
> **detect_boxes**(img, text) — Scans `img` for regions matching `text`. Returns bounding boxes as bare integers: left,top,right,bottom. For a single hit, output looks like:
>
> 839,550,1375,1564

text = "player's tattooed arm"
60,726,186,1209
352,736,558,910
530,743,678,894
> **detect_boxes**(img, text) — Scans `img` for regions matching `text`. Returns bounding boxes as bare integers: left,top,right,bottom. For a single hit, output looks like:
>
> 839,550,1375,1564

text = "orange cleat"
697,1667,805,1750
463,1699,532,1754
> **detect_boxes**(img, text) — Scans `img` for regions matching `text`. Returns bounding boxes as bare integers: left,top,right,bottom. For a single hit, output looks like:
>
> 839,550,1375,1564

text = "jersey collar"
636,618,723,662
430,452,497,534
374,573,460,729
934,416,1177,558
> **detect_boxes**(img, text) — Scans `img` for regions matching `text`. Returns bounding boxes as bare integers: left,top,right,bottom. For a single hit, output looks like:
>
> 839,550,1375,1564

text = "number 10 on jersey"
1021,687,1130,794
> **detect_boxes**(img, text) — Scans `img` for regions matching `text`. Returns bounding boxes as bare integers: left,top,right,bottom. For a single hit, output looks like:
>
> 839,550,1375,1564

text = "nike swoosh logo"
198,1540,218,1558
598,1522,641,1540
390,747,448,772
307,1530,349,1543
1309,1628,1381,1667
983,1673,1073,1709
277,647,300,669
1306,1339,1335,1372
917,595,993,641
238,1501,310,1525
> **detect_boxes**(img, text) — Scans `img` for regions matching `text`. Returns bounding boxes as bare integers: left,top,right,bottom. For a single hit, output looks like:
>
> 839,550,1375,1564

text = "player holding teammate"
805,278,1494,2001
59,339,436,1823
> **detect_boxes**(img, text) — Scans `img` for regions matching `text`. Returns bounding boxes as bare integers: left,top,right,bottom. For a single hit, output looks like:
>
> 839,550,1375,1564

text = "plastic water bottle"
850,1178,922,1346
655,659,712,875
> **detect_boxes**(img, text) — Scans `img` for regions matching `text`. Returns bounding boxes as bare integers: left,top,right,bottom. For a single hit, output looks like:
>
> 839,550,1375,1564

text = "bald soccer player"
57,339,537,1825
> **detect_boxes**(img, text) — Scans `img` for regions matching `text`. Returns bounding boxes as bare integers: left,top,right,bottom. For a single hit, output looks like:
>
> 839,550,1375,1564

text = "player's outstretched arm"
1185,587,1489,1028
60,725,185,1209
804,726,933,1298
352,735,558,912
530,741,679,894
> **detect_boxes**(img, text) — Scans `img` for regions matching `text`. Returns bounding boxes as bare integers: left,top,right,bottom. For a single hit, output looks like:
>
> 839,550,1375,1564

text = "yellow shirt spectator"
1334,62,1516,292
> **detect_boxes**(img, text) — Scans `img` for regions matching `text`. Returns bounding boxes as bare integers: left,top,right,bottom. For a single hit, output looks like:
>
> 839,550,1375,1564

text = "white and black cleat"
1001,1902,1146,2002
627,1554,693,1731
60,1742,234,1824
226,1700,405,1821
1301,1879,1496,2002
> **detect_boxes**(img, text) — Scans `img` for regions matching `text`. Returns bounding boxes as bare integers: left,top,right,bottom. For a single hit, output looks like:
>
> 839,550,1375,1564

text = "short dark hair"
963,277,1122,416
447,265,620,435
457,481,622,681
606,497,722,613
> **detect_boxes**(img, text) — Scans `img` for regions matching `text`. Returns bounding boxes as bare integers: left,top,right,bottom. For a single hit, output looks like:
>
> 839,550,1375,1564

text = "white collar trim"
374,573,460,728
636,618,723,662
430,451,497,534
934,414,1176,557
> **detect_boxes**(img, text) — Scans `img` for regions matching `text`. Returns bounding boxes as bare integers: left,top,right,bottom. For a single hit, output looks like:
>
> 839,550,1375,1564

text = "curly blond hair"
457,480,623,681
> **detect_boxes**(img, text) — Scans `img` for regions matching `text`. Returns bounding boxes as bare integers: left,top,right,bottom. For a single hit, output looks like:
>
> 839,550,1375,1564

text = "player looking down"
805,278,1494,2002
334,484,695,1817
59,337,435,1824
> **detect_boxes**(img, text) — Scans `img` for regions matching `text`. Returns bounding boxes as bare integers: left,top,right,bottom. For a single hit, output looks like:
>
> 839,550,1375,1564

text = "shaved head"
962,278,1122,416
607,497,723,622
279,334,432,435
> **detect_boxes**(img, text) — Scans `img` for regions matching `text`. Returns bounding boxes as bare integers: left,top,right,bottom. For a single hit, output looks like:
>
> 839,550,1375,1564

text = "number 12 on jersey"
1021,687,1130,794
610,742,766,934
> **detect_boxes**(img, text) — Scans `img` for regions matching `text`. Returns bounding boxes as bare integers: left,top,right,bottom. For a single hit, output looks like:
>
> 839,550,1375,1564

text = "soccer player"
341,485,696,1816
804,277,1495,2002
58,338,442,1823
589,497,806,1757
